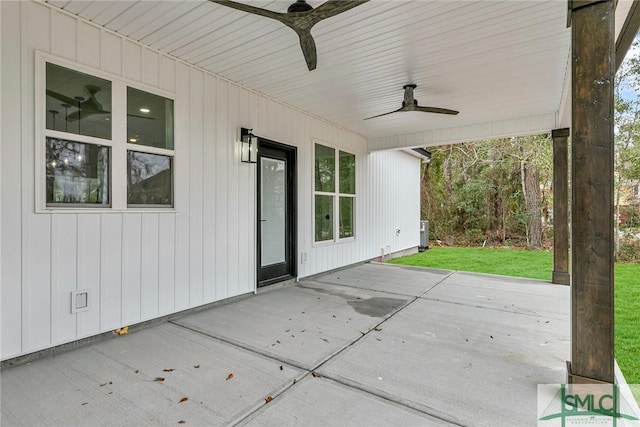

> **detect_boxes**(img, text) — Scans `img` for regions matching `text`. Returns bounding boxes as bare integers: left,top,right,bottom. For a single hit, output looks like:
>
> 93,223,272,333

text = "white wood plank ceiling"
45,0,571,148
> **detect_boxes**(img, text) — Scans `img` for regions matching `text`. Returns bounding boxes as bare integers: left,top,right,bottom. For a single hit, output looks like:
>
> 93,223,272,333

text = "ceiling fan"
209,0,369,71
364,84,459,120
46,86,154,122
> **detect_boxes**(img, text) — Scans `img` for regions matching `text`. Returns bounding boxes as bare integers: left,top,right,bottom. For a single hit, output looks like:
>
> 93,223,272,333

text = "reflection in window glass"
315,195,334,241
46,138,110,206
339,197,354,239
127,151,173,206
339,151,355,194
127,87,174,150
46,63,112,140
315,144,335,192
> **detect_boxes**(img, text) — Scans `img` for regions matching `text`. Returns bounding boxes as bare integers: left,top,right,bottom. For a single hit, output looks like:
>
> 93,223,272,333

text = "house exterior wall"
0,1,420,360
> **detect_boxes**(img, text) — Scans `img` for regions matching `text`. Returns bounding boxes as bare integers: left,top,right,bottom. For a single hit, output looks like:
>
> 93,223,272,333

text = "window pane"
46,138,110,206
128,151,173,206
46,63,111,140
315,195,334,241
315,144,335,192
339,151,355,194
339,197,354,239
127,87,174,150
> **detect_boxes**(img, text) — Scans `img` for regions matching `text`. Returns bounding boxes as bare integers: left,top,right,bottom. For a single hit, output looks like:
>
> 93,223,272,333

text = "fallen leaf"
193,365,200,369
178,421,186,424
373,327,382,332
311,372,320,378
115,326,129,335
276,340,281,344
293,379,297,384
265,396,273,403
179,397,188,403
226,373,234,381
279,366,283,371
163,368,175,372
360,331,366,336
154,377,165,382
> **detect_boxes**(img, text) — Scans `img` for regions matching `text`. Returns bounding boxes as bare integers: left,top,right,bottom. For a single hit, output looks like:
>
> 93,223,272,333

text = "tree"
614,39,640,255
421,135,552,248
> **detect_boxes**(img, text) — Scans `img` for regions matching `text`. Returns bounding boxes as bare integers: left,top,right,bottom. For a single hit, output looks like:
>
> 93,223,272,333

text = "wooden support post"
569,0,615,384
552,128,570,285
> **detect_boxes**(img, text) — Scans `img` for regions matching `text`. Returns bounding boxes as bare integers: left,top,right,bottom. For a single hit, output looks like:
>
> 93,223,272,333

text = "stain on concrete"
298,282,409,317
347,297,407,317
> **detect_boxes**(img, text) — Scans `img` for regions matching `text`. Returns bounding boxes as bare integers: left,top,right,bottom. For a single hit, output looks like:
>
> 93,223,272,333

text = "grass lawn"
390,247,640,386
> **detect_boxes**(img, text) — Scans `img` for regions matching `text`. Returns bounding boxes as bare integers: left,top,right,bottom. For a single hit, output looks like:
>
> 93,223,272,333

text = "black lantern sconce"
240,127,258,164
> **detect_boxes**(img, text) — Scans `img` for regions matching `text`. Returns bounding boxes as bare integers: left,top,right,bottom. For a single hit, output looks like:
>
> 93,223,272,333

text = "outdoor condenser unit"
419,220,429,252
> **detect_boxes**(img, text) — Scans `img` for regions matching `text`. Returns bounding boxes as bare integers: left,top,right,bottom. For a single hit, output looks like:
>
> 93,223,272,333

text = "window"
41,59,174,210
126,87,174,207
46,138,110,206
314,143,356,242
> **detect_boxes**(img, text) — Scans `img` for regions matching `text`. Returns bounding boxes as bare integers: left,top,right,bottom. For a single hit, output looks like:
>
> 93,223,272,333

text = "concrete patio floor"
1,263,569,426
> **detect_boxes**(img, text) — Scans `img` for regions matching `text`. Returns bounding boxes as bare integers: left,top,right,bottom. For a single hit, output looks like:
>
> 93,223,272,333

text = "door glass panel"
261,157,286,266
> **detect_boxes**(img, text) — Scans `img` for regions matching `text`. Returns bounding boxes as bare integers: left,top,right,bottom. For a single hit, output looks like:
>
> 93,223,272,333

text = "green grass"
390,247,640,385
614,264,640,386
390,247,553,280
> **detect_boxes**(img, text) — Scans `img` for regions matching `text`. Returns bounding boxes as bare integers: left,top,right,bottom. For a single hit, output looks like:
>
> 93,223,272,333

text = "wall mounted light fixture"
240,127,258,164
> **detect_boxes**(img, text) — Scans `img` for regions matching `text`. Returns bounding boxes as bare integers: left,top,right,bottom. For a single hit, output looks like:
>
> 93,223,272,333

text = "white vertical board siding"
189,67,204,307
1,1,421,360
1,1,23,359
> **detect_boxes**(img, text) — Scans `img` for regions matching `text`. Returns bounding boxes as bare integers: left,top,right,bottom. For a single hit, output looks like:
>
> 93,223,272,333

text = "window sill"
312,237,356,248
36,207,178,214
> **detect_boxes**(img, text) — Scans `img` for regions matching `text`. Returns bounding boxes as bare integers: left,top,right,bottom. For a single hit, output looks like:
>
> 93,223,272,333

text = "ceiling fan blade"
308,0,369,25
364,107,404,120
46,89,77,106
414,105,459,115
65,110,102,122
294,29,317,71
208,0,283,21
128,113,156,120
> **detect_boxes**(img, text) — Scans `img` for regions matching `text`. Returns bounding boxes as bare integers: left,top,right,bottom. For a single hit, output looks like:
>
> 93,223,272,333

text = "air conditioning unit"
419,220,429,252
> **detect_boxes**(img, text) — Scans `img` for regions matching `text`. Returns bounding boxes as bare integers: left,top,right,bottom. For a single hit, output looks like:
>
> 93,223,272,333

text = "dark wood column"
552,128,570,285
569,0,615,384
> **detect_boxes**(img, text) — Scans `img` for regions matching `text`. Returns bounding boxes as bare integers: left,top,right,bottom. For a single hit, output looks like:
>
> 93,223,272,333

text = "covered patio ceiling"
43,1,632,151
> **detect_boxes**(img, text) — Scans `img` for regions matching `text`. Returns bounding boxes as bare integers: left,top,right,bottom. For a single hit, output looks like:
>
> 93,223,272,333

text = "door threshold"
257,276,297,293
